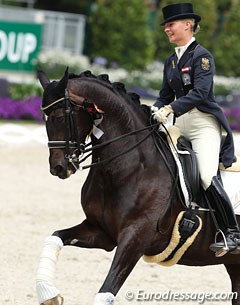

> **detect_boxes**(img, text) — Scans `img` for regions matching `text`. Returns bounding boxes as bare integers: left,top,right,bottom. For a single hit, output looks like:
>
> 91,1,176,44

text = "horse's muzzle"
49,147,76,179
50,164,70,179
50,160,78,179
49,147,80,178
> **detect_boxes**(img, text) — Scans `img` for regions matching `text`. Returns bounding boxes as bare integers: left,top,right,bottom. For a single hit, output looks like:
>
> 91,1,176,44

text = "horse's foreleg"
53,219,115,250
36,220,115,305
36,235,64,305
224,264,240,305
94,224,148,305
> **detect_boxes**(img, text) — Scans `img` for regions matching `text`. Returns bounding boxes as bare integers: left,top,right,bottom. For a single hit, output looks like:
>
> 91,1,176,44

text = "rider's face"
164,19,192,46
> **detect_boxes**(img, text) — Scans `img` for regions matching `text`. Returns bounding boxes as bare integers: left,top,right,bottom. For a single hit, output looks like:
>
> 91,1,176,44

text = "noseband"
42,90,160,170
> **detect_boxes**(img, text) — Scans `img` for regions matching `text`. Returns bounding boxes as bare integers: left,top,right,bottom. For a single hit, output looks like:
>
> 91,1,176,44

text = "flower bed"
1,94,240,132
0,97,42,122
224,106,240,131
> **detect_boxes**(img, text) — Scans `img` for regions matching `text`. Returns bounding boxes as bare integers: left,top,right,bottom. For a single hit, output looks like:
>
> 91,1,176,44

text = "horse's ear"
58,67,69,89
64,66,69,76
37,70,50,89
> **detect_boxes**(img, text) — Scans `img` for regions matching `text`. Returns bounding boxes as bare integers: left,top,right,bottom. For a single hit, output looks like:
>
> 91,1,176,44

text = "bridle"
41,90,160,170
42,90,94,169
41,90,87,152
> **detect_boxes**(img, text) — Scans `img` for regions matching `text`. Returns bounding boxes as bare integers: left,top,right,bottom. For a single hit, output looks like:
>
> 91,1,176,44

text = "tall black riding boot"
205,176,240,255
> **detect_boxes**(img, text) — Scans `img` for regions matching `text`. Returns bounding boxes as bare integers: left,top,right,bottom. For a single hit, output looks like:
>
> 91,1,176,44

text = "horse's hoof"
41,295,64,305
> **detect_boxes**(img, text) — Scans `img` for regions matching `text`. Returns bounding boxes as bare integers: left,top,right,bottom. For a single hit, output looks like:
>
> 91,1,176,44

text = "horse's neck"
90,118,144,171
98,111,148,145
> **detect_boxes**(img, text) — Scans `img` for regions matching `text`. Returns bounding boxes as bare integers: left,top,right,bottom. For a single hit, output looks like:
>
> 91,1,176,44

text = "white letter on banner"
8,32,23,63
21,33,37,63
0,31,8,60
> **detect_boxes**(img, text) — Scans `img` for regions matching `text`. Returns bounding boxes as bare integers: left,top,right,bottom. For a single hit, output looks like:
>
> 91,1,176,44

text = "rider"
152,2,240,255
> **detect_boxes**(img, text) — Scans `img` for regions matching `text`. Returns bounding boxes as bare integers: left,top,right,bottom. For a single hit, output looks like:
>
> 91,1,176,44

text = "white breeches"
175,107,221,190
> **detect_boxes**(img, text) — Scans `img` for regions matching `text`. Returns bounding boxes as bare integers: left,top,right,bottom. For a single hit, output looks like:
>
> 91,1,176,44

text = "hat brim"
160,13,201,26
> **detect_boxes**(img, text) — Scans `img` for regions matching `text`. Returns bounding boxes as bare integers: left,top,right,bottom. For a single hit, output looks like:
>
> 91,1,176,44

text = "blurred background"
0,4,239,305
0,0,239,130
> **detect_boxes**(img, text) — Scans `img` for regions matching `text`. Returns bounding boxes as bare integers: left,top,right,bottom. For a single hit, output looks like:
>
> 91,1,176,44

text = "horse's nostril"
50,165,64,176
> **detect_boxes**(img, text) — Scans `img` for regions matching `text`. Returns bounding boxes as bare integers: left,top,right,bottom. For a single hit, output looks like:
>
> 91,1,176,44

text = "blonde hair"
188,18,200,35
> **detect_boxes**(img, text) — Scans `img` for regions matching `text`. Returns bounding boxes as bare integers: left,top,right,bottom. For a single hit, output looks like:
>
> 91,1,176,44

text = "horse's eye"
56,116,65,124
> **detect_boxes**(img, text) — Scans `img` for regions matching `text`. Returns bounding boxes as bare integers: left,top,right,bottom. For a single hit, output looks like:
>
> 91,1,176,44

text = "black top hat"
160,3,201,25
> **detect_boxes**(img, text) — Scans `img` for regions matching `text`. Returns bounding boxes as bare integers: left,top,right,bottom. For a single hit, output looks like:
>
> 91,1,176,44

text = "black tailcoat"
154,41,234,168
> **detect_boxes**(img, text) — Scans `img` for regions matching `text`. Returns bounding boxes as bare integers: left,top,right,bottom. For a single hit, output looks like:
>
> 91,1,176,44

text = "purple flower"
224,106,240,131
0,97,43,122
1,95,240,132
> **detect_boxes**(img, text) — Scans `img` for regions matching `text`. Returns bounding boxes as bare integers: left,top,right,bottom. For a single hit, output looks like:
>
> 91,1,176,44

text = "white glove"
151,105,159,113
153,105,173,124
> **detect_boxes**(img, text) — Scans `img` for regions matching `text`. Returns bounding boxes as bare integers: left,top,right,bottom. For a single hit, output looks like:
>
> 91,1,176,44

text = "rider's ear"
37,70,50,89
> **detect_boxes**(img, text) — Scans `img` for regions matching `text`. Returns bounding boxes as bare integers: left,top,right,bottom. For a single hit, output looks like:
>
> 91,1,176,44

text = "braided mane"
69,70,140,105
68,70,151,119
41,69,151,123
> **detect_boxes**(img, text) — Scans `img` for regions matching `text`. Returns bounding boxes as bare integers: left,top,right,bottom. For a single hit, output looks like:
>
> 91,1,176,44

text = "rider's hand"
151,106,159,113
153,105,173,124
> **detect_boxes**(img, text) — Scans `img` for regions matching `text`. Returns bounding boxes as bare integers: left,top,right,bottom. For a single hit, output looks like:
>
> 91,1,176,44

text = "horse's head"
38,68,153,178
38,69,98,179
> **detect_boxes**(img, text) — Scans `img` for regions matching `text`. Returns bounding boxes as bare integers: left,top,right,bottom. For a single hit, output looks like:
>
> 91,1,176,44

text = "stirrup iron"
213,230,229,257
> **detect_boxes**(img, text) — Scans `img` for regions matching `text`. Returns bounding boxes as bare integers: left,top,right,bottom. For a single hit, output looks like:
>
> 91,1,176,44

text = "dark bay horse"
37,69,240,305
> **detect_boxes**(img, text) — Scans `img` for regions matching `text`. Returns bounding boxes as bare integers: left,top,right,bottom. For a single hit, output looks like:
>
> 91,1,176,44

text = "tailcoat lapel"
171,54,181,80
178,40,198,70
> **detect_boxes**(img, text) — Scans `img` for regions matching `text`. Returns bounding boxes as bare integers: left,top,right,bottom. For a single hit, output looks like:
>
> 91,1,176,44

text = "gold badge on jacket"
201,58,210,71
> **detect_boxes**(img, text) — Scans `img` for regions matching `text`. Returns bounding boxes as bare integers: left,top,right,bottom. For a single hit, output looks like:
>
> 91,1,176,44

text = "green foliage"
213,0,240,76
34,0,93,14
9,83,42,100
34,50,90,79
154,0,217,62
216,0,232,12
213,84,232,96
90,0,154,70
1,0,22,6
193,0,217,51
